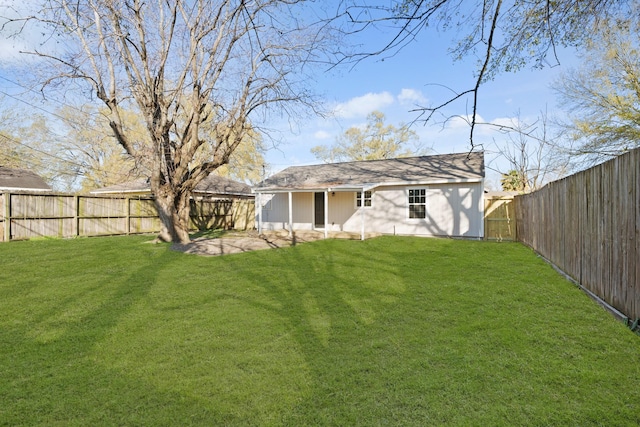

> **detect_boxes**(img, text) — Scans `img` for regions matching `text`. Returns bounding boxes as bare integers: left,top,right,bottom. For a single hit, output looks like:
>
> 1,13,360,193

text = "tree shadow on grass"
2,236,371,425
211,237,431,425
0,241,249,425
209,236,640,426
4,236,637,425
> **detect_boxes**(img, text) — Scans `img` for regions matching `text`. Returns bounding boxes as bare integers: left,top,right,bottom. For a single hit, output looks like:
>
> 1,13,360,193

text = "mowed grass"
1,235,639,426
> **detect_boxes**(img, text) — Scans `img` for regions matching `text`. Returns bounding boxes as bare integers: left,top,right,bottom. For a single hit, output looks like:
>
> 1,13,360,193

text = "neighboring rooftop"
0,166,52,192
484,190,520,198
254,151,484,192
91,174,253,197
194,175,253,197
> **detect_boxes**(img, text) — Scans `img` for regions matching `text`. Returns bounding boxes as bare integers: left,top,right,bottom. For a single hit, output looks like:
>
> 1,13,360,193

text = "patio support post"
257,193,262,234
324,190,329,239
288,191,293,237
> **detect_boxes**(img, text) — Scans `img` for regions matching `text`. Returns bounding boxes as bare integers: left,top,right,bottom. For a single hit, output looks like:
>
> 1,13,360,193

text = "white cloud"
313,130,332,140
474,115,541,136
491,116,518,127
398,88,427,105
445,115,476,130
0,16,57,64
0,2,67,63
333,92,395,119
0,38,24,62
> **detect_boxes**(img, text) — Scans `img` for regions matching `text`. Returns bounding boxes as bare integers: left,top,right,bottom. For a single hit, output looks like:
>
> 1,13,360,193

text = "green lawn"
1,235,639,426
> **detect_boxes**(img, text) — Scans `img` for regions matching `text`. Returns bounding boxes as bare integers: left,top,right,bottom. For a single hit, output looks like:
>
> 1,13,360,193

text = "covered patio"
254,186,373,240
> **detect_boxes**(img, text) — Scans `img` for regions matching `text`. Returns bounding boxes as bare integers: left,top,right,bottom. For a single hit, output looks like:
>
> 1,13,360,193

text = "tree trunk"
153,184,192,244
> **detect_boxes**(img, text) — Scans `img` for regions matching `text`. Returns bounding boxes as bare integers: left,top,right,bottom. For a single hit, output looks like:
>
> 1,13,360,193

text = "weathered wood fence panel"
515,148,639,321
484,196,516,241
231,199,256,231
0,193,255,242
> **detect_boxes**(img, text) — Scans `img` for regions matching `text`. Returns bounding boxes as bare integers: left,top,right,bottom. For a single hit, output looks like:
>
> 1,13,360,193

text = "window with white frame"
408,188,426,219
356,190,372,208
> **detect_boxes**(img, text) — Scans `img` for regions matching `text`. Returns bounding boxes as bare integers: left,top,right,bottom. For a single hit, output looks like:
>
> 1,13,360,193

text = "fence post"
2,192,10,242
126,197,131,235
74,195,80,237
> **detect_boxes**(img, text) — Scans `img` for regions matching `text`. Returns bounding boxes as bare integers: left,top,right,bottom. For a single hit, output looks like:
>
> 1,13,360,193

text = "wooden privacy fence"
484,195,516,241
515,148,639,321
0,193,255,242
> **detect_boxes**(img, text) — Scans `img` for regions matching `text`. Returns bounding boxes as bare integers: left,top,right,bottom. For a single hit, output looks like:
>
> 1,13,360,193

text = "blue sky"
265,23,580,189
257,7,586,189
0,2,581,189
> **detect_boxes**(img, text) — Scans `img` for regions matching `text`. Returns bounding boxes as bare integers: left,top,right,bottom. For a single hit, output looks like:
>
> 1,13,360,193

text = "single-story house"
91,174,254,200
0,166,52,192
252,151,485,239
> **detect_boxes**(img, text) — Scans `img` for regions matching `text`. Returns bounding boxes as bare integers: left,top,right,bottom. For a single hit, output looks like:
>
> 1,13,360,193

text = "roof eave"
369,177,484,188
90,188,150,194
0,187,53,192
194,191,253,197
253,177,484,193
90,188,252,197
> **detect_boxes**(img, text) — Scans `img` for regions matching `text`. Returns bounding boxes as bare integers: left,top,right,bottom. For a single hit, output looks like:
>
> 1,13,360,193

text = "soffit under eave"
252,185,369,193
253,178,483,193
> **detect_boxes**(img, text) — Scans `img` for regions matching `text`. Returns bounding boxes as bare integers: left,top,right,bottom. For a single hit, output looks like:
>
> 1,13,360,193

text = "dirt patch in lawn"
172,230,376,256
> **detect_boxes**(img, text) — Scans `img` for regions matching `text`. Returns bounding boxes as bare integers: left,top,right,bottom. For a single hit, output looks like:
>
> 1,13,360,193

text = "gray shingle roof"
194,175,252,196
91,174,252,197
254,152,484,191
0,166,52,191
90,179,149,194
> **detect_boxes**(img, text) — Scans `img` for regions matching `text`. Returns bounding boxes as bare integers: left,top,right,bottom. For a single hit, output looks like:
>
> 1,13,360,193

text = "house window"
356,191,372,208
408,188,426,219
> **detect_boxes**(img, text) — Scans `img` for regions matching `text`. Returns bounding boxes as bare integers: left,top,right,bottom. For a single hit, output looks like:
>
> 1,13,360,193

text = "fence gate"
484,195,516,241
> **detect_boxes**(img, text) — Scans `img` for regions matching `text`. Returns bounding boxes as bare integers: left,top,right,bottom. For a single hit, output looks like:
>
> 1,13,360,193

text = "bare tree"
3,0,334,243
335,0,626,148
491,111,571,192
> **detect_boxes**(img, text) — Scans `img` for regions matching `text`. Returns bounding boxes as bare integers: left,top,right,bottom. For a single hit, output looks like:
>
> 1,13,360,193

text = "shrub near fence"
515,148,640,321
0,193,255,242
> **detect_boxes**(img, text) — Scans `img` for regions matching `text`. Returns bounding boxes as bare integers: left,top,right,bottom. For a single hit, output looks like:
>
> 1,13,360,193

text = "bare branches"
8,0,334,242
489,110,571,191
468,0,502,149
410,84,473,126
336,0,626,148
336,0,451,65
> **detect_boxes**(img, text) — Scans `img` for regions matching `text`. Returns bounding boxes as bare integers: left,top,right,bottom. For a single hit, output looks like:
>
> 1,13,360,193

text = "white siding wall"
345,183,483,237
327,191,357,231
259,192,314,230
258,182,483,238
